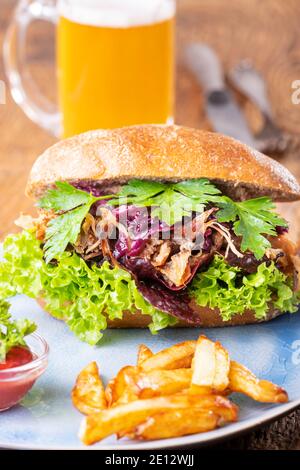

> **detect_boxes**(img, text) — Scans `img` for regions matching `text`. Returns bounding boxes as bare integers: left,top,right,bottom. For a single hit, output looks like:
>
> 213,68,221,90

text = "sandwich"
1,125,300,345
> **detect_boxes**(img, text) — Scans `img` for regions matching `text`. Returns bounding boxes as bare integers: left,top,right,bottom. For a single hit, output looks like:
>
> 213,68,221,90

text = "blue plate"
1,295,300,449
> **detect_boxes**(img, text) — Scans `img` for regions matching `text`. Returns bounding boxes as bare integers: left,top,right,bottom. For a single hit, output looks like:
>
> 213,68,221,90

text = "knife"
185,43,257,147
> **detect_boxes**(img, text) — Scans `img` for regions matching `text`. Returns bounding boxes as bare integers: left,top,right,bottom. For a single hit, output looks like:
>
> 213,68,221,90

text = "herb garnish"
0,300,36,362
38,179,287,262
216,197,287,259
108,179,223,225
38,182,111,263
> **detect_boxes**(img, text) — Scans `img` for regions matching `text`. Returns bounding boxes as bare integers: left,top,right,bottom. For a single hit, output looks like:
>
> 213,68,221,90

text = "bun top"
26,125,300,202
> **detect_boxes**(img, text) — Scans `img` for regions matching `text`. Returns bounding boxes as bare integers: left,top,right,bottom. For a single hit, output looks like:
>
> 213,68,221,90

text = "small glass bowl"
0,333,49,411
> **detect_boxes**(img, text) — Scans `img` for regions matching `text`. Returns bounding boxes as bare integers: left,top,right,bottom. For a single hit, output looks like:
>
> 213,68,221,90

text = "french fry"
137,344,153,366
140,341,196,372
108,366,140,405
190,336,230,394
229,361,288,403
80,393,238,445
109,367,192,404
72,362,107,415
134,409,219,440
74,335,289,445
137,368,192,398
105,378,116,407
214,342,230,390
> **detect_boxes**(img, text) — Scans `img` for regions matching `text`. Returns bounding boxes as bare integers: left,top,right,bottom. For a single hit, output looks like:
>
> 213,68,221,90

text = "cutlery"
229,60,291,154
184,43,257,148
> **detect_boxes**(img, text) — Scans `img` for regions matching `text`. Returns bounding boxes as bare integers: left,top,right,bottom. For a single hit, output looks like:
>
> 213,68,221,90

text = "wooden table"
1,0,300,450
1,0,300,239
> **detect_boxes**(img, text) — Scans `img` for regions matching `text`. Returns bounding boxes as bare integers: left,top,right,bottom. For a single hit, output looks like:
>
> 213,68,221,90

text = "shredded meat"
158,247,192,287
291,254,300,291
36,210,57,240
32,200,298,293
269,234,300,290
133,228,223,289
74,213,103,260
151,240,172,267
141,239,164,260
181,208,216,241
265,248,284,261
135,209,227,288
269,235,296,275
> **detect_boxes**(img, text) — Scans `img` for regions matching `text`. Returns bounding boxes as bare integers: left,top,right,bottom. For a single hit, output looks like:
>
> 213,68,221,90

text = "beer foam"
57,0,175,28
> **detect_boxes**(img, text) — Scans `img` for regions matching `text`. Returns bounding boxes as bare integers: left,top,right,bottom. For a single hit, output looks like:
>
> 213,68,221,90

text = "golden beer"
57,1,175,137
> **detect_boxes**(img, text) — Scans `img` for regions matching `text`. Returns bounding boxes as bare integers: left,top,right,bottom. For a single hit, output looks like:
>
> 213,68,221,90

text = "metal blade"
205,90,257,147
185,43,257,147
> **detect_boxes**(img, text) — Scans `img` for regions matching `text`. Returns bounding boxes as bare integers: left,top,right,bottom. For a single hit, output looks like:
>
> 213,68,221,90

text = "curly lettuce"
1,231,298,344
0,230,176,344
189,256,299,321
0,300,36,361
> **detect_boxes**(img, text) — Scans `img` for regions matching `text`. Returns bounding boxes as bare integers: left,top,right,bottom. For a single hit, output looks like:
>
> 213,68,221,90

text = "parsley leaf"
39,182,99,263
150,189,208,226
174,179,221,200
109,178,223,225
150,189,197,226
216,197,287,259
43,204,92,263
38,180,287,263
40,179,223,261
39,182,116,263
116,179,167,203
0,300,36,362
38,182,94,212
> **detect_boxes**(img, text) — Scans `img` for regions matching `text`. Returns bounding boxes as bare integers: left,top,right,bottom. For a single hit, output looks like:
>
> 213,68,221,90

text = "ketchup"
0,346,36,411
0,346,33,370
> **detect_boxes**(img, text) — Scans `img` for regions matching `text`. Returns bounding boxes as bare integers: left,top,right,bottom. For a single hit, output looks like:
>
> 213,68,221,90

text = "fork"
229,60,291,154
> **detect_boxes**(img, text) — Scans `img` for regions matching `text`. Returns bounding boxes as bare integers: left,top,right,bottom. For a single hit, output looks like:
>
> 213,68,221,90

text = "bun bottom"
37,297,283,328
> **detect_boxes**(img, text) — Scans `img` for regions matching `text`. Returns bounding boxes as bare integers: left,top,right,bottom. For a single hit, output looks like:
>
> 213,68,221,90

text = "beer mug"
4,0,175,138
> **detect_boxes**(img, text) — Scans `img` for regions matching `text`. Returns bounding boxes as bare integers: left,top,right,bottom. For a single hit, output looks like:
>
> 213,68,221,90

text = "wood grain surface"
1,0,300,450
1,0,300,238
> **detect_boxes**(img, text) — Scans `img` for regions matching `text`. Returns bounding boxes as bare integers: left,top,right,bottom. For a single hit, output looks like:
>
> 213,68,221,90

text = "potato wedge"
134,409,219,440
137,344,153,365
214,342,230,390
72,362,106,415
191,336,230,394
109,368,191,404
140,341,196,372
105,378,116,407
229,361,288,403
74,335,289,446
137,368,192,398
80,393,238,445
108,366,140,405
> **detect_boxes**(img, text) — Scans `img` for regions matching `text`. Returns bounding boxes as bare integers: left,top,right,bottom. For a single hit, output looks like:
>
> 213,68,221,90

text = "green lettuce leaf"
189,256,299,321
0,231,176,344
0,300,36,362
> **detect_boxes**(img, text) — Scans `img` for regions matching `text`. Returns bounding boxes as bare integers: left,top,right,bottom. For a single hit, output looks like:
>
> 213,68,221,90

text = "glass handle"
3,0,61,137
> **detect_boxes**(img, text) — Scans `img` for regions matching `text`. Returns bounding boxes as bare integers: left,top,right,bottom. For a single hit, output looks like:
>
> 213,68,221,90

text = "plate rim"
1,398,300,450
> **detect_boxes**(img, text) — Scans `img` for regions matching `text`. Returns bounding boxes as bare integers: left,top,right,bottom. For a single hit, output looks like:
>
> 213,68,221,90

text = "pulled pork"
35,202,300,293
97,208,226,289
15,209,56,241
74,213,102,260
